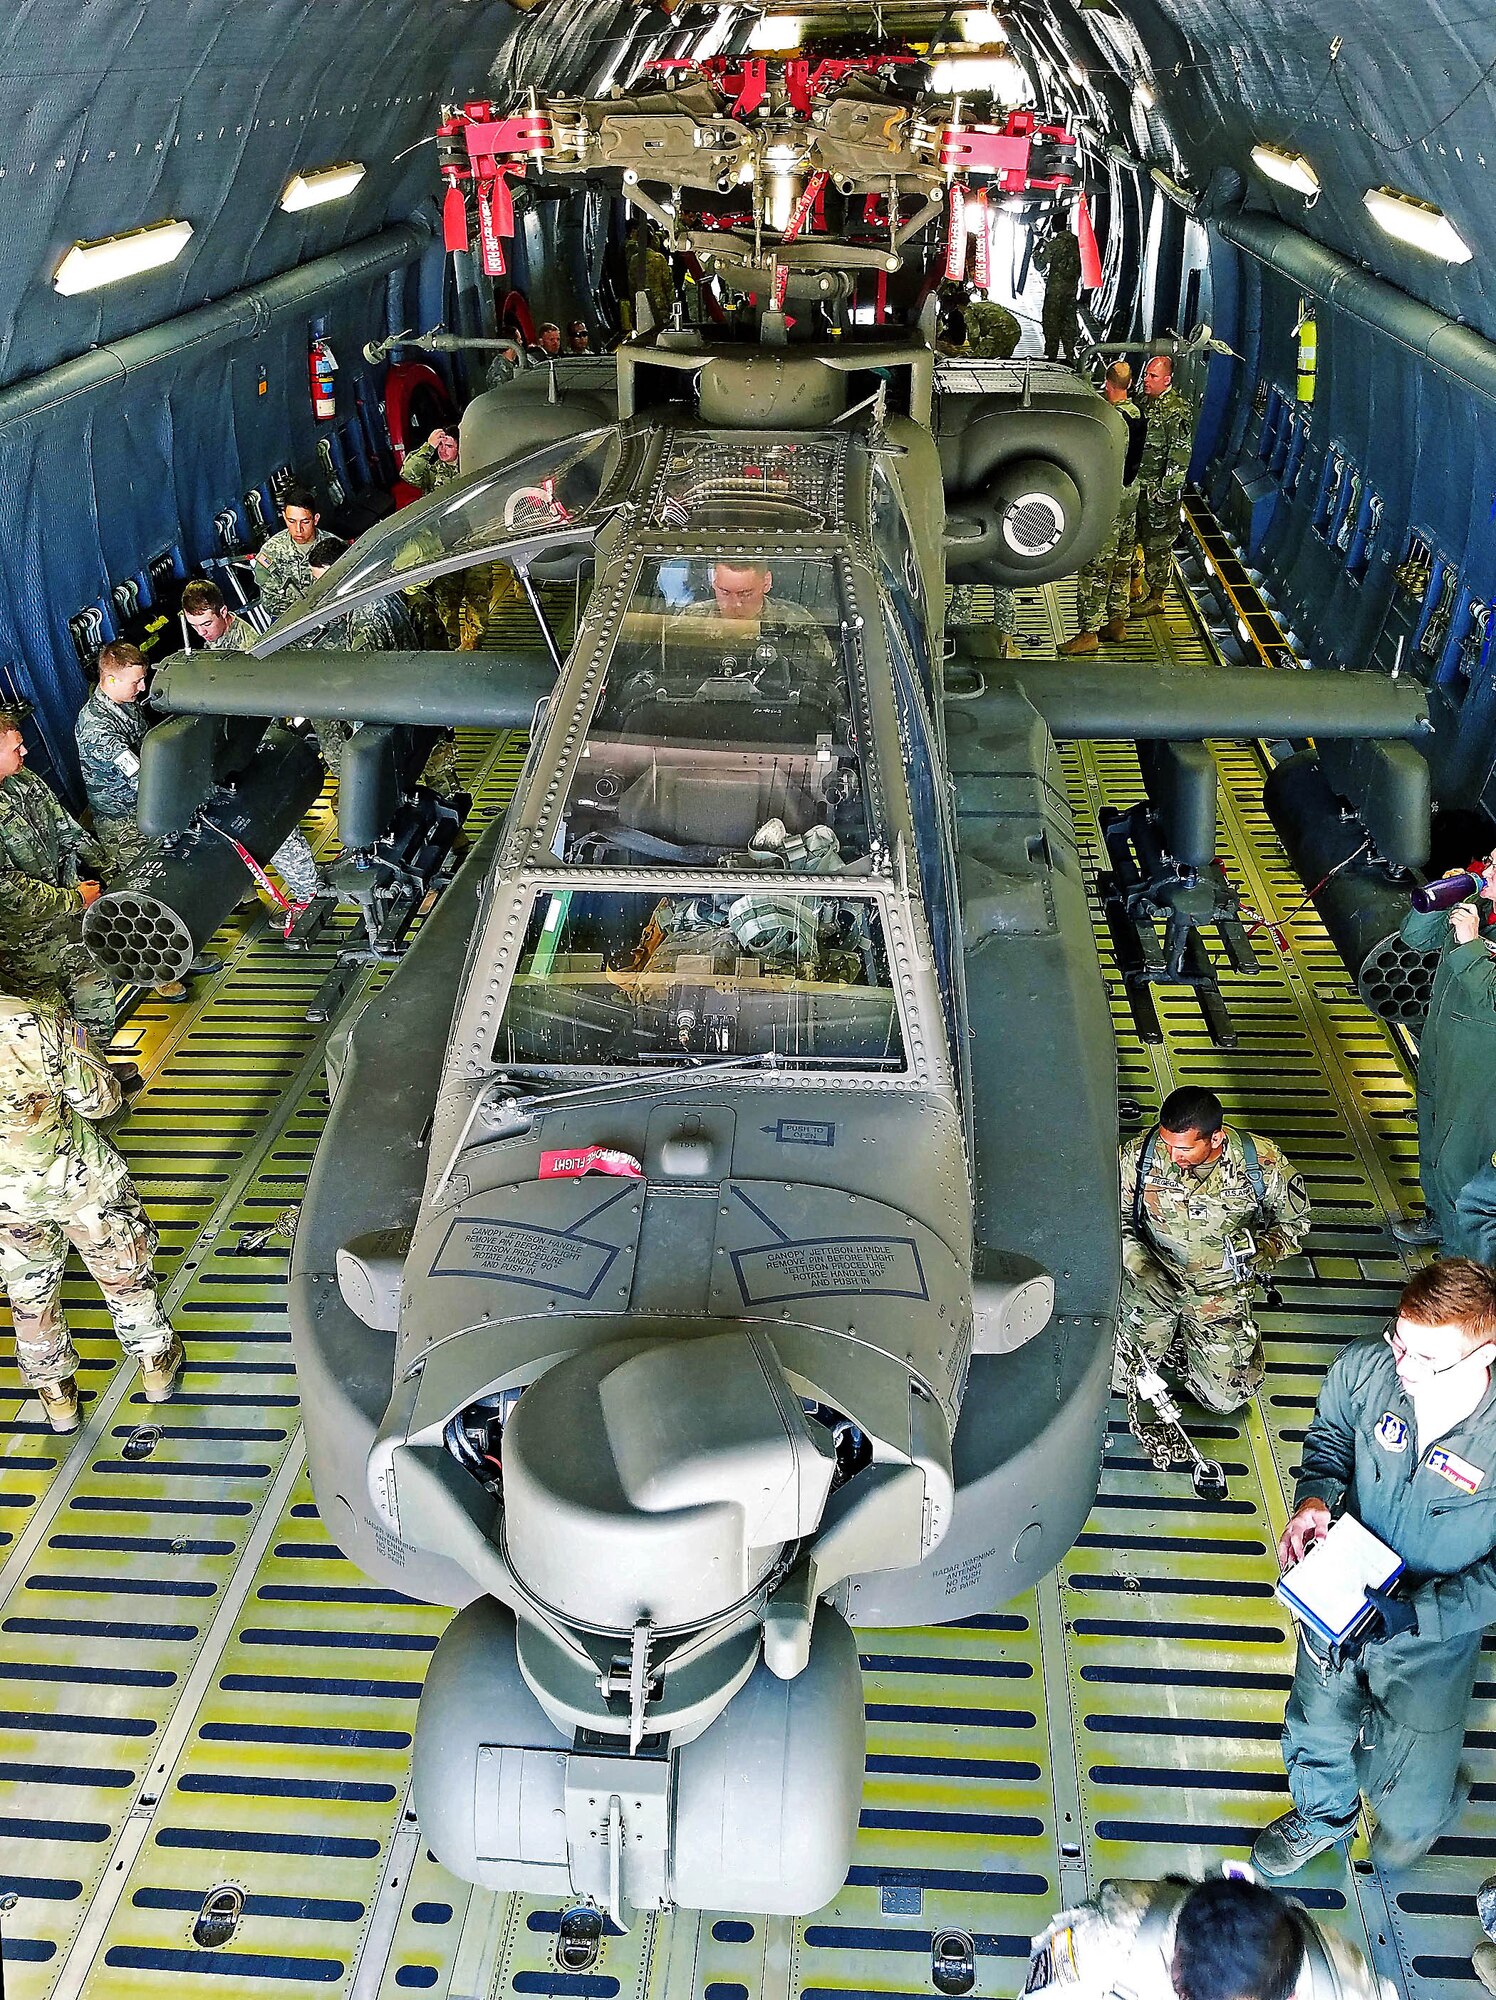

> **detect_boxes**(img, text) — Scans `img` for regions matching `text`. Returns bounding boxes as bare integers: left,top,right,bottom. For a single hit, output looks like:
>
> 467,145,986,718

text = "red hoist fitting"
309,338,337,422
937,109,1079,283
437,102,552,277
648,53,917,111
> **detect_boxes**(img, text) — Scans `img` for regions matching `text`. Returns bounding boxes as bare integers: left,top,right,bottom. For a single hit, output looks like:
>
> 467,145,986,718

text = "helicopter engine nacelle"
939,377,1127,586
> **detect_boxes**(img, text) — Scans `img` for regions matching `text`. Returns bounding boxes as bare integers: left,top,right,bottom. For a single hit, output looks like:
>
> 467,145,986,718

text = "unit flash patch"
1374,1413,1410,1454
1426,1446,1485,1494
1025,1927,1079,1991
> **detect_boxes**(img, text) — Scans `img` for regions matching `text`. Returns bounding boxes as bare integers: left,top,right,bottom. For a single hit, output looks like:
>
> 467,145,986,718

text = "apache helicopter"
87,55,1431,1923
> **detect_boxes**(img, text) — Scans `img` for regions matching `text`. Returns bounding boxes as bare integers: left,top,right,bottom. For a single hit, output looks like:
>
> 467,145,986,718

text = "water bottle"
1410,869,1485,913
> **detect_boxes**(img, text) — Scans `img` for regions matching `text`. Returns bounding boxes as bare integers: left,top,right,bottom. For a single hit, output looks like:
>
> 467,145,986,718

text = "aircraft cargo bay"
0,570,1468,2000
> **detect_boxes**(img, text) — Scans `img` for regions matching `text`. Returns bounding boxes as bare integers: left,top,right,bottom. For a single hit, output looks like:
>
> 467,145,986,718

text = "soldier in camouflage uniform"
252,484,322,622
1120,1084,1310,1413
1023,1873,1388,2000
1135,355,1196,611
75,643,156,879
963,298,1021,359
0,713,115,1040
1061,362,1147,654
484,341,526,390
1035,219,1083,364
679,561,837,672
306,540,461,797
74,644,187,1001
401,428,517,650
0,991,182,1431
626,222,674,334
946,580,1021,655
179,583,327,908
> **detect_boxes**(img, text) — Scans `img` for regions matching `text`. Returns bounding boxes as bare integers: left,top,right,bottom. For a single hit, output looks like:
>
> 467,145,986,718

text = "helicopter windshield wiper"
432,1054,797,1200
494,1051,785,1103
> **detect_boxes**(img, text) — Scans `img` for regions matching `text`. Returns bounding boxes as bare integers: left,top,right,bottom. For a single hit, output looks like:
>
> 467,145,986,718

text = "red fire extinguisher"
310,338,337,422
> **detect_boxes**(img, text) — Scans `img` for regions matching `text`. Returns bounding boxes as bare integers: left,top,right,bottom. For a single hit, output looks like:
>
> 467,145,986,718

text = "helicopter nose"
501,1324,837,1631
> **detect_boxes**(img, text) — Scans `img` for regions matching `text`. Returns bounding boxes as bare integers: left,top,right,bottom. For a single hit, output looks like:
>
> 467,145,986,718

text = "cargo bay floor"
0,589,1476,2000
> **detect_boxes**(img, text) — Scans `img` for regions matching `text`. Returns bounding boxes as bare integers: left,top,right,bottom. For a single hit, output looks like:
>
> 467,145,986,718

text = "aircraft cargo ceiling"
1,0,1490,393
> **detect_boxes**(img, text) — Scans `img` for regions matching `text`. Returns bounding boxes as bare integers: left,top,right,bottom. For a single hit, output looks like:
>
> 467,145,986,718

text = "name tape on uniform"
1426,1445,1484,1494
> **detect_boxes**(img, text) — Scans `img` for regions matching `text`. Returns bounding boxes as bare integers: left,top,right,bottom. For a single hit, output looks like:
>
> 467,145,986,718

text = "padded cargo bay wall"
1199,215,1496,818
0,0,512,781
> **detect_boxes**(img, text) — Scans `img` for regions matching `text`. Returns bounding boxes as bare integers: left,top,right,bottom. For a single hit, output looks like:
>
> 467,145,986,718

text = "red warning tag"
782,169,828,244
475,181,507,277
539,1146,643,1181
945,183,968,281
971,187,991,289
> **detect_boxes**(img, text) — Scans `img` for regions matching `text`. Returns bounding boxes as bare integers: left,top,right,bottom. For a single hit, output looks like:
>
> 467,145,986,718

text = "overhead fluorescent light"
956,8,1003,43
281,162,367,212
1249,143,1320,201
930,53,1028,98
1363,184,1472,263
1134,79,1156,110
53,219,193,296
747,13,801,48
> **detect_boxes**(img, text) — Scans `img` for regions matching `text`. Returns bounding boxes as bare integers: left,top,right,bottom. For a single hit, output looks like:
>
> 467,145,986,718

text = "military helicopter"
96,54,1429,1923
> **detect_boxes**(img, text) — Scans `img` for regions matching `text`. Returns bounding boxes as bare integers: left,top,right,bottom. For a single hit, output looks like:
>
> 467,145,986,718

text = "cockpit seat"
617,764,818,854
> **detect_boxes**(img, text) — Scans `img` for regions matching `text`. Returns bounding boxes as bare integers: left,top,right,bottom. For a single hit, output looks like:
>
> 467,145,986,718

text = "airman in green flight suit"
1254,1259,1496,1876
1392,850,1496,1249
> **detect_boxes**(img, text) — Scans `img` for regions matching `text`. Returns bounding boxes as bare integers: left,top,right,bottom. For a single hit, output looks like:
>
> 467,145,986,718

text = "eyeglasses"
1383,1323,1482,1377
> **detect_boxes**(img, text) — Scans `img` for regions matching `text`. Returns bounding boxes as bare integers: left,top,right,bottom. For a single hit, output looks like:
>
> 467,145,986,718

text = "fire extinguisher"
310,338,337,422
1294,299,1316,405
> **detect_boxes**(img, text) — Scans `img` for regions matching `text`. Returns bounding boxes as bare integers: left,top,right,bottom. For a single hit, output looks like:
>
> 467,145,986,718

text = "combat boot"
140,1335,184,1404
1391,1212,1442,1246
1473,1944,1496,1995
1058,631,1099,656
1251,1808,1348,1878
37,1377,80,1433
1101,616,1129,643
1135,593,1168,616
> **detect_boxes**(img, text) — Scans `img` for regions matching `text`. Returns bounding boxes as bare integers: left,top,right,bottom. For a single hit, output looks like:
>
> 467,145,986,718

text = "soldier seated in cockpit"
678,560,836,669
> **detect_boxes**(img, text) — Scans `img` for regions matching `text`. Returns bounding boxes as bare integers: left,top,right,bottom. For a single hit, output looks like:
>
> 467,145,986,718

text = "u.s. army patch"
1374,1412,1409,1453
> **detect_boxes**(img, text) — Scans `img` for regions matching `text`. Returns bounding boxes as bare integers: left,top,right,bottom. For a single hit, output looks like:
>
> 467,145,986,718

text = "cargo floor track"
0,591,1480,2000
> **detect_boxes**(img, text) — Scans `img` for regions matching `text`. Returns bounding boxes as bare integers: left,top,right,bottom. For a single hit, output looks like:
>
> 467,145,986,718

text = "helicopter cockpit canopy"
558,552,871,870
257,426,622,649
494,884,907,1073
652,435,846,534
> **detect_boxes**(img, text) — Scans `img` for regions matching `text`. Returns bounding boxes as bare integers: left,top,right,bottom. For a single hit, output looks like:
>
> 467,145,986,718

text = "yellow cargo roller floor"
0,572,1479,1999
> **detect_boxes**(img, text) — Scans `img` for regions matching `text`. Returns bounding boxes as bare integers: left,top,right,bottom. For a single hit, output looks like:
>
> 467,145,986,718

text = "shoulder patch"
1374,1412,1410,1454
1026,1927,1079,1991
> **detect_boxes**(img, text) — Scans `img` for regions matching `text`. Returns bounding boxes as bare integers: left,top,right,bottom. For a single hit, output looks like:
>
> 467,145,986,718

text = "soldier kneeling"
1120,1084,1310,1414
0,992,181,1431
